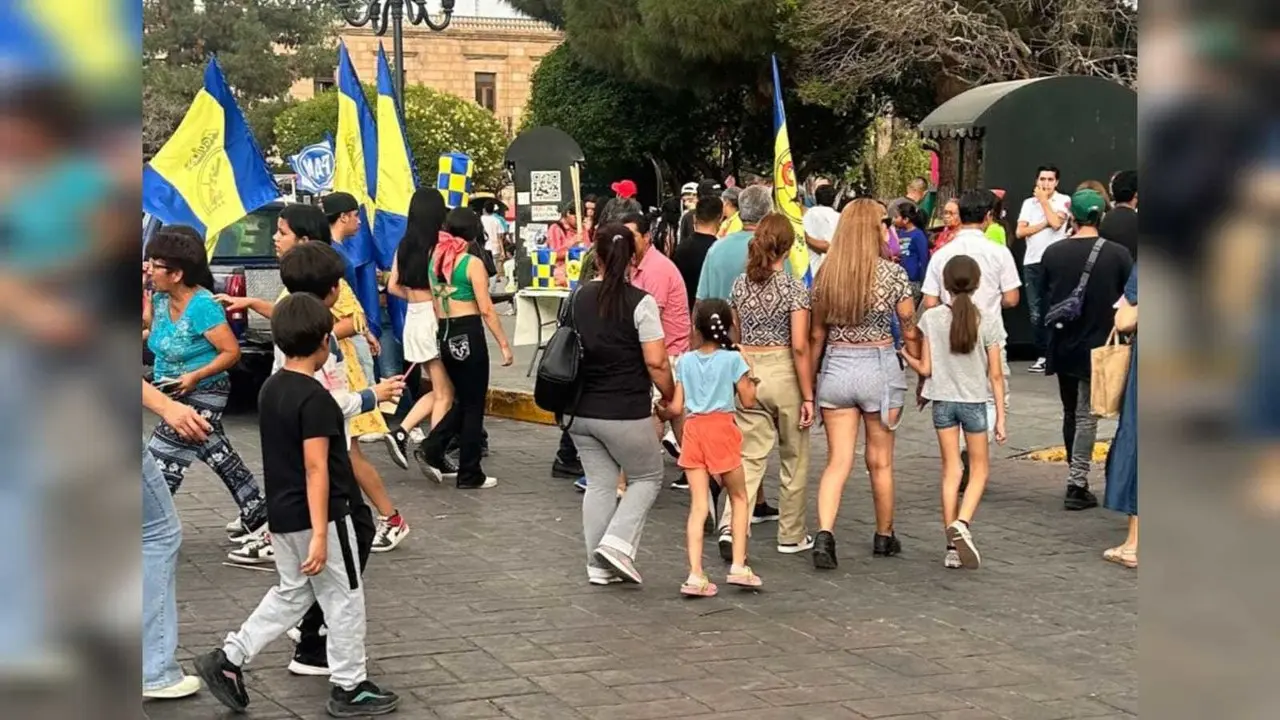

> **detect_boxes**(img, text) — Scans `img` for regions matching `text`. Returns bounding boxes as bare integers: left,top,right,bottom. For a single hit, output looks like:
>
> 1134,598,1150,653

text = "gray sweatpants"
222,518,367,690
569,416,664,580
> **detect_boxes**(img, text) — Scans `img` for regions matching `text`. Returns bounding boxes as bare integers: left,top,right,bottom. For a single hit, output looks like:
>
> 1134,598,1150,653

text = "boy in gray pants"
193,292,399,718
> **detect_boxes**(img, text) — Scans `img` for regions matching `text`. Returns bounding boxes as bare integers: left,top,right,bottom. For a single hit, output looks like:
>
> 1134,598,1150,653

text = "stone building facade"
290,16,563,136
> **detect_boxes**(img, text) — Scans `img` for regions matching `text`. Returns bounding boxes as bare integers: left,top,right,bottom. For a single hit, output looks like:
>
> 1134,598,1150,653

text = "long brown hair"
745,213,794,283
942,255,982,354
813,198,884,326
593,223,636,320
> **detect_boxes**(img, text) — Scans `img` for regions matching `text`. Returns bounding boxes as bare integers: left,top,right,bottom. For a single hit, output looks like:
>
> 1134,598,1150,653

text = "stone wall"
290,16,564,136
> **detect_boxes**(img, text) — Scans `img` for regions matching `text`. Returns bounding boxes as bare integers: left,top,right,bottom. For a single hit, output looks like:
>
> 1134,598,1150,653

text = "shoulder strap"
1077,238,1106,292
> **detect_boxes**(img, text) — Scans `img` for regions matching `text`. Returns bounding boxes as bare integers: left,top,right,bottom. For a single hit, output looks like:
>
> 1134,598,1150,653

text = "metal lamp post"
335,0,456,106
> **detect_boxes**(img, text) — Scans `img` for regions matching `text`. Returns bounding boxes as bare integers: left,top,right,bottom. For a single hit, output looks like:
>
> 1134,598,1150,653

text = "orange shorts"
677,412,743,476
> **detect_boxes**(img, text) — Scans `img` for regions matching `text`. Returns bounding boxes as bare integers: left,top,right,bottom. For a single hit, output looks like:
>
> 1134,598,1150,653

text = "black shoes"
1064,484,1099,511
288,638,330,677
873,532,902,557
552,456,584,479
327,680,400,717
752,501,780,525
193,649,249,713
384,427,410,470
812,530,838,569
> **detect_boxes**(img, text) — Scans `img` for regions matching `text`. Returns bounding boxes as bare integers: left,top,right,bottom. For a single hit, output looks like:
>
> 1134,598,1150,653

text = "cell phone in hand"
153,377,182,395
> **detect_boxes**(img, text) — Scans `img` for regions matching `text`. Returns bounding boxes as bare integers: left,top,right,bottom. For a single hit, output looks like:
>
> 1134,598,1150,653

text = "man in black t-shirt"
1042,189,1133,512
674,196,724,312
1100,170,1138,259
193,293,400,718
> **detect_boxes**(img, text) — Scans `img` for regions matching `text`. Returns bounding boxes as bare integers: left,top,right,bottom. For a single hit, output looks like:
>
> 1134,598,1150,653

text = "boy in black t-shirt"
193,292,400,717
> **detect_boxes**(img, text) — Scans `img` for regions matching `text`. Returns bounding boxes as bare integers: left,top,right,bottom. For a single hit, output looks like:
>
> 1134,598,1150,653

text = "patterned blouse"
730,271,810,346
825,260,911,344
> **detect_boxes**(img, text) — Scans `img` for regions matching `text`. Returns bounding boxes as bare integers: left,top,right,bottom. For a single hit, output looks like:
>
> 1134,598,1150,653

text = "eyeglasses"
149,262,173,273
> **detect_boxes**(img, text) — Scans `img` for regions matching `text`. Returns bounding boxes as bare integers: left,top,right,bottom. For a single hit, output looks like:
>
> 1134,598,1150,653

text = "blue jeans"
932,401,989,434
143,443,184,689
1023,263,1049,357
0,343,43,666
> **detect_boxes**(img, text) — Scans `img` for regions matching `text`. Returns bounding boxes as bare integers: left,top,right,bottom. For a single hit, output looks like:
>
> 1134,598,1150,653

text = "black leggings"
424,315,490,485
297,504,374,649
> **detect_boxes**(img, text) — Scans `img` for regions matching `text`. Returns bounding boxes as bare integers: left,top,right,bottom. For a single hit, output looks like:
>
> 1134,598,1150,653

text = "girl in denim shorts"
901,256,1007,570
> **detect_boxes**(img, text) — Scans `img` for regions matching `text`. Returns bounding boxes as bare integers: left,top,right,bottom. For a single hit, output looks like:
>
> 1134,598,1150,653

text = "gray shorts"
817,345,907,422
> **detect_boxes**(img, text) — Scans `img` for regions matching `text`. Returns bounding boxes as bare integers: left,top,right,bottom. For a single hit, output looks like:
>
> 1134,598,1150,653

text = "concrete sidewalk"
145,395,1134,719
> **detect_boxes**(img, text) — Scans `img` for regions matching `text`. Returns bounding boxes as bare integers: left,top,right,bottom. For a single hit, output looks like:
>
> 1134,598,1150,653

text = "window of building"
475,72,497,112
314,76,336,95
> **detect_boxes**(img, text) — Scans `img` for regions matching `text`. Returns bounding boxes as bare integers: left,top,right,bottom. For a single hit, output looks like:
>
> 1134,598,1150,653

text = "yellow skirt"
339,336,388,437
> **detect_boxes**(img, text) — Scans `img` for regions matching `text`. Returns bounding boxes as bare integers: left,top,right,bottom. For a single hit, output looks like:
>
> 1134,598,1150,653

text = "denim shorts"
932,400,989,434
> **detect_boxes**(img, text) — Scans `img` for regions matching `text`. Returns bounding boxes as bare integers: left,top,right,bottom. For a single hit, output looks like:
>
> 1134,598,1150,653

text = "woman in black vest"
570,224,676,586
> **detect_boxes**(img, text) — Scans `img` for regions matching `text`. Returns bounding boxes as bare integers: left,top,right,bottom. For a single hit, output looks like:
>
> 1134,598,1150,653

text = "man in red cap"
611,179,637,200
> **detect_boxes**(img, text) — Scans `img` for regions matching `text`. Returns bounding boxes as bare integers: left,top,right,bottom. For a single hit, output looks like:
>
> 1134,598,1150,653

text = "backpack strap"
1077,238,1106,294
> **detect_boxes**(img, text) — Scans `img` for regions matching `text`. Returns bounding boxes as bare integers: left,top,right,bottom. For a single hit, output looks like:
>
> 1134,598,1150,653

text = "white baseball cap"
680,182,698,195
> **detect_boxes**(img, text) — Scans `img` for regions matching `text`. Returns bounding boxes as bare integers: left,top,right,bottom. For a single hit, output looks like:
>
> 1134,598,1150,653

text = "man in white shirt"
1014,165,1071,373
479,200,505,282
922,189,1020,469
802,184,840,276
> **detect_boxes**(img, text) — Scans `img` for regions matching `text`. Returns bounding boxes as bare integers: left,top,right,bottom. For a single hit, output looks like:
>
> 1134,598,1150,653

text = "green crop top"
431,253,476,303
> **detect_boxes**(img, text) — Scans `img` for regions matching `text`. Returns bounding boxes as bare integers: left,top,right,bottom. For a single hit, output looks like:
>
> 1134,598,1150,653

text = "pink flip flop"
726,566,763,588
680,576,719,597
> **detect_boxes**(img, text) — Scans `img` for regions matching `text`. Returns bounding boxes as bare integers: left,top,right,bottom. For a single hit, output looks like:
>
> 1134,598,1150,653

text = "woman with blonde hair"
810,198,922,569
723,213,815,559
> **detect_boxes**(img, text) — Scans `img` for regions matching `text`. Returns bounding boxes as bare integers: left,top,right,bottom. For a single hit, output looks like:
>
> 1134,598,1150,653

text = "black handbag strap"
1075,238,1106,294
554,287,584,432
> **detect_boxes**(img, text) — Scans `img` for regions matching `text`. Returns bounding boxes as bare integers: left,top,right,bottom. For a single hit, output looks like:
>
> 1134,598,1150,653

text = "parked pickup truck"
144,202,288,411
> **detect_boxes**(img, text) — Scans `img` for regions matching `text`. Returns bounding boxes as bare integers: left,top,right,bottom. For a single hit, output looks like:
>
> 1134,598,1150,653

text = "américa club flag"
374,43,420,342
143,57,280,259
771,54,812,288
334,41,383,337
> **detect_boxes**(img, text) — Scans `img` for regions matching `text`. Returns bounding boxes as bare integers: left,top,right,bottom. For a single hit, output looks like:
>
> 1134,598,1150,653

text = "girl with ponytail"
900,255,1007,571
657,298,762,596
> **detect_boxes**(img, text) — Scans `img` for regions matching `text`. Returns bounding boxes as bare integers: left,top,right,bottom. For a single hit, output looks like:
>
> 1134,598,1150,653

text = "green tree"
142,0,337,156
522,44,873,192
274,84,508,192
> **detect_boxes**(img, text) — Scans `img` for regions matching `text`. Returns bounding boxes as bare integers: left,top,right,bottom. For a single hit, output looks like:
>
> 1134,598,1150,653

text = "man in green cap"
1040,187,1133,512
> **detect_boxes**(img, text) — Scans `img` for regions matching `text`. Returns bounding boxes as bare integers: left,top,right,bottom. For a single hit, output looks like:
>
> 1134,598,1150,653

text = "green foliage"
850,118,932,201
274,84,508,191
523,45,874,193
143,0,338,156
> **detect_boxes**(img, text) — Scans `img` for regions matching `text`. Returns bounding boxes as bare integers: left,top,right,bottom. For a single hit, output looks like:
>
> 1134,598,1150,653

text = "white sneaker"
371,512,410,552
661,430,681,459
944,548,963,569
227,518,267,545
946,521,981,569
1028,358,1047,373
777,534,815,554
457,476,498,489
408,427,426,444
143,674,201,699
227,534,274,565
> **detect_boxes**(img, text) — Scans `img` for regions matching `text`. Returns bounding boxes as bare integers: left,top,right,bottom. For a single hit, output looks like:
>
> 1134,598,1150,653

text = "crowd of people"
140,167,1140,715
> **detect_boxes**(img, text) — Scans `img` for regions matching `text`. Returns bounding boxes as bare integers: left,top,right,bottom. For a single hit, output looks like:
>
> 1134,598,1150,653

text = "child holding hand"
659,299,761,596
901,255,1007,570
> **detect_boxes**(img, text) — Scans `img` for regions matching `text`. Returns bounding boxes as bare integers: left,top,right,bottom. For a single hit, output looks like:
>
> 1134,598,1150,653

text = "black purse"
1044,238,1105,327
534,288,584,429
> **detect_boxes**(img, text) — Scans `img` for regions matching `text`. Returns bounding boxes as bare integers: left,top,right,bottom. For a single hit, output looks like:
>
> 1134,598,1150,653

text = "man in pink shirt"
622,210,692,483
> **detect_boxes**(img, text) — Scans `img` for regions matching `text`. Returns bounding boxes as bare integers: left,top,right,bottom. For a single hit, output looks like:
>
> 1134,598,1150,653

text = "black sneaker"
752,501,780,525
412,445,442,483
384,427,410,470
873,532,902,557
812,530,838,569
717,527,733,562
436,455,460,482
552,456,584,479
959,449,970,494
1064,484,1099,511
670,473,690,490
327,680,400,717
288,641,330,677
193,649,249,713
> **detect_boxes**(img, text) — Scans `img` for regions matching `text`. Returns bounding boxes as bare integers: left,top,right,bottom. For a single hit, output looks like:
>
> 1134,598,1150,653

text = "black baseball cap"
321,192,359,218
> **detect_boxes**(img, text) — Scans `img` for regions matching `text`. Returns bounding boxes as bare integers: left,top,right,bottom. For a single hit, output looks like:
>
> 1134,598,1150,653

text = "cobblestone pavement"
145,375,1136,720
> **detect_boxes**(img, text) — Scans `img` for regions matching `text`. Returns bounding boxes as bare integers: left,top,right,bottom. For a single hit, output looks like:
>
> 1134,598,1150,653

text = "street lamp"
335,0,456,106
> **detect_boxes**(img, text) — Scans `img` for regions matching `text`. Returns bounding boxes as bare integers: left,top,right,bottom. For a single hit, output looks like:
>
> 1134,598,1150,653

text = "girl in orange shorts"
658,299,761,596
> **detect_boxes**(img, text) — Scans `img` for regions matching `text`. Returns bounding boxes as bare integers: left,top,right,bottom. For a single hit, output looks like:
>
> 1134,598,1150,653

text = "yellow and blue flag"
373,43,419,342
437,153,473,209
142,57,280,258
1,0,136,90
334,41,383,337
771,54,811,288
